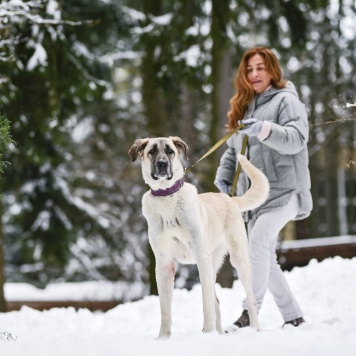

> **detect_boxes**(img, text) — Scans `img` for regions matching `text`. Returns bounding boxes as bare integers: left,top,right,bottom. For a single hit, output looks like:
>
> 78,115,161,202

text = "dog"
129,136,269,339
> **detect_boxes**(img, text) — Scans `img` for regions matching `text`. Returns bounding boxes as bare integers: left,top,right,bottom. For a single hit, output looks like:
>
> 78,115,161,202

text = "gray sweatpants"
242,192,303,322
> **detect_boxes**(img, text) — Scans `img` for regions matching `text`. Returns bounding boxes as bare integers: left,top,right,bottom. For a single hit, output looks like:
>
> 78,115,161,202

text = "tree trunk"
0,182,6,312
211,0,234,287
141,0,165,295
321,29,340,237
141,1,166,138
0,244,5,312
209,0,233,187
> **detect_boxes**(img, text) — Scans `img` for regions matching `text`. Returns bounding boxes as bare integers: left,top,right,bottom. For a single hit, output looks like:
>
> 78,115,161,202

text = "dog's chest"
146,189,187,216
152,195,185,229
143,192,197,263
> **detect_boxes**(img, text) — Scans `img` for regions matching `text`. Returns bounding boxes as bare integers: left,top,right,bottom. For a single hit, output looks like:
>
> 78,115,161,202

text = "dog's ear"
128,138,149,162
170,136,189,161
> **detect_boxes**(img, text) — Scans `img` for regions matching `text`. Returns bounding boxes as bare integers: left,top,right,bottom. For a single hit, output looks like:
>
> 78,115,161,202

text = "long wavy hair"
227,47,287,131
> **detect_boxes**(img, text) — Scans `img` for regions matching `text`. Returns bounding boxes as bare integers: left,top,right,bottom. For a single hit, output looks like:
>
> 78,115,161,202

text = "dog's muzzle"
152,159,173,180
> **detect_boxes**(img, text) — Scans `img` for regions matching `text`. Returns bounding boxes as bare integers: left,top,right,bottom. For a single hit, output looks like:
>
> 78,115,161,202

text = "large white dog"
129,136,269,339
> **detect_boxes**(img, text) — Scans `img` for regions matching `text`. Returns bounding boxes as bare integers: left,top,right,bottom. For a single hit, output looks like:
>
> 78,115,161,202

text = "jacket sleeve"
214,145,237,184
262,95,309,155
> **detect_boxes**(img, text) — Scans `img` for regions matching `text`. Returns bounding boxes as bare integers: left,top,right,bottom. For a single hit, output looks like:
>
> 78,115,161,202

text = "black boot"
283,317,305,327
233,309,250,328
224,310,250,333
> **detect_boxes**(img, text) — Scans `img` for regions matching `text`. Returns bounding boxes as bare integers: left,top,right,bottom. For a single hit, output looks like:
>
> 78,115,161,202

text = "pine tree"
0,115,15,312
0,0,145,286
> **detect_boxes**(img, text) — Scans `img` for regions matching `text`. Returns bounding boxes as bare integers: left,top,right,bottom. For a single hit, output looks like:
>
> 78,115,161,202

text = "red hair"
227,47,287,131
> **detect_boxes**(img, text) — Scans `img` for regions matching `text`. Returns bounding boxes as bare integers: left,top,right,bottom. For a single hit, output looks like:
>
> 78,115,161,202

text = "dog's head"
128,136,189,189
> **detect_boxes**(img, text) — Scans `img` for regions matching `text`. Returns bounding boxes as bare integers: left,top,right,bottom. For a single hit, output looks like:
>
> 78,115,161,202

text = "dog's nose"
157,159,168,168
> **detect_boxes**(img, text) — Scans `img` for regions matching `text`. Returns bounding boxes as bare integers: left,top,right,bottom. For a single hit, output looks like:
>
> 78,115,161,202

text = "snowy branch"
68,52,109,87
70,243,109,281
1,9,95,27
0,0,96,65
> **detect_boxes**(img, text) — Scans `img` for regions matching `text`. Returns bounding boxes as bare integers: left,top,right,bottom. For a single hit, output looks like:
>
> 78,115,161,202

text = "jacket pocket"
270,152,297,188
262,150,278,182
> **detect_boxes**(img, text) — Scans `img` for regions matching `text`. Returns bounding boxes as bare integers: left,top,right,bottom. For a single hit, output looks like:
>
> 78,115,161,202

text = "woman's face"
247,54,272,94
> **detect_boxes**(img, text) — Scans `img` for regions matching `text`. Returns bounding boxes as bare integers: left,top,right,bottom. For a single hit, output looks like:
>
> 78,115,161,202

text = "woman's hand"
240,118,263,136
214,179,231,195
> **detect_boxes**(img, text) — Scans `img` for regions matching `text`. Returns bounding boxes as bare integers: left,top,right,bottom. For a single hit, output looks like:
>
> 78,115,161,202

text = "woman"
215,47,312,331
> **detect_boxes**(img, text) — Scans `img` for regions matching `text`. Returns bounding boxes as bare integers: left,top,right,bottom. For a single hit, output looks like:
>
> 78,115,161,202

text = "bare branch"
309,116,356,127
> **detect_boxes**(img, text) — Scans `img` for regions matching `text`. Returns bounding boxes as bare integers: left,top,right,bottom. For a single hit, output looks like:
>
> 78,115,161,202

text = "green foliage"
0,115,14,175
0,0,146,285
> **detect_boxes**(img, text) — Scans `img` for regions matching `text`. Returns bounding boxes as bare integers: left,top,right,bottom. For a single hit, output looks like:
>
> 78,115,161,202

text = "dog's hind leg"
213,248,226,333
155,257,175,339
228,235,261,331
214,291,223,333
233,257,260,330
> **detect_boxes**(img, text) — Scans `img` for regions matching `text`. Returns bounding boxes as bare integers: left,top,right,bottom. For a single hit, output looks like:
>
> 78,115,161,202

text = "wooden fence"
277,235,356,270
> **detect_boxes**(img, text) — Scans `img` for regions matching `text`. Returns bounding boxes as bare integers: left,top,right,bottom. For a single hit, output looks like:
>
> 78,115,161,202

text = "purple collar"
151,178,184,197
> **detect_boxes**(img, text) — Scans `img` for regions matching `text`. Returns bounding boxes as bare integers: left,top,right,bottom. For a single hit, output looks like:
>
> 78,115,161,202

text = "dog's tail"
232,154,270,212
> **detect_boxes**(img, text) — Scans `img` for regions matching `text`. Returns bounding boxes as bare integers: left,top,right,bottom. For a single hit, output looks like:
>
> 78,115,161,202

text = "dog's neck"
150,178,184,197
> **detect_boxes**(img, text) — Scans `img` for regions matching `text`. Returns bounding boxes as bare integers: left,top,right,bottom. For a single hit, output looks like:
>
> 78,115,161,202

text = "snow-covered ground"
1,256,356,355
4,280,144,303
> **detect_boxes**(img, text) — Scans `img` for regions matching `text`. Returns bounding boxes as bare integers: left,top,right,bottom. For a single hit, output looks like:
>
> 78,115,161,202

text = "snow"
26,41,47,71
346,102,356,108
1,256,356,355
122,5,146,22
174,45,202,67
71,117,94,143
150,14,173,26
4,281,144,303
46,0,61,20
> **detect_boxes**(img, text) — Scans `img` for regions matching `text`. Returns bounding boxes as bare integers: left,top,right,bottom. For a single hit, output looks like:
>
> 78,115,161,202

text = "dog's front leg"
181,210,217,333
195,251,217,333
155,257,175,339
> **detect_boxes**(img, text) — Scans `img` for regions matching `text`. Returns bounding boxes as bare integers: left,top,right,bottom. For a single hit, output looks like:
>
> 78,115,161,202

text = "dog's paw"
224,324,240,334
156,331,171,340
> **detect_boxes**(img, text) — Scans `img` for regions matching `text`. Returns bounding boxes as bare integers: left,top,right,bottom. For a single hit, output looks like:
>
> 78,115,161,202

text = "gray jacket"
215,81,313,221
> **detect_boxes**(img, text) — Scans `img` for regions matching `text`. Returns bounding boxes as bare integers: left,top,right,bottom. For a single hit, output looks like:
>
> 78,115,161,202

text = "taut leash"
183,123,246,175
184,123,248,197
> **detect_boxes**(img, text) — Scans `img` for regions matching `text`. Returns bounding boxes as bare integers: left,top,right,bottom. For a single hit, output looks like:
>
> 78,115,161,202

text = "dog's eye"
148,146,157,155
165,145,175,155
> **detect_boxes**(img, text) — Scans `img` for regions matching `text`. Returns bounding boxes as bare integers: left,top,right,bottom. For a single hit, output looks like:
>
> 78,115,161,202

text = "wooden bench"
6,300,120,312
277,235,356,271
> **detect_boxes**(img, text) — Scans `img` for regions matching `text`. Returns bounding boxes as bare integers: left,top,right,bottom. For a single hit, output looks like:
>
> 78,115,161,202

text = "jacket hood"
254,81,299,108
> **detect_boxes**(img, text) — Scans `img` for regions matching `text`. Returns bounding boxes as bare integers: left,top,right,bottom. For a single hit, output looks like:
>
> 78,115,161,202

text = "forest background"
0,0,355,312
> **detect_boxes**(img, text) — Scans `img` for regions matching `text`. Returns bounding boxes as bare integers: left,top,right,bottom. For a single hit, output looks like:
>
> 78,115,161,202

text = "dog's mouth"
152,167,173,180
152,172,173,180
151,160,173,180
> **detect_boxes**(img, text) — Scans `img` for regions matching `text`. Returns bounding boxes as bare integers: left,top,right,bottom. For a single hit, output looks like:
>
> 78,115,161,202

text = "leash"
229,134,248,197
184,123,248,197
183,123,246,175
